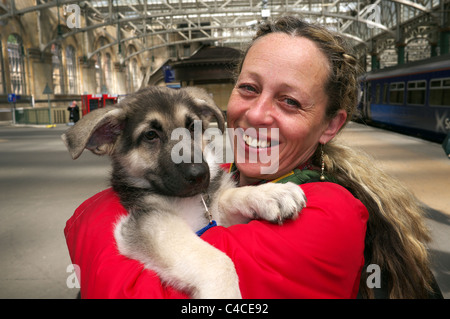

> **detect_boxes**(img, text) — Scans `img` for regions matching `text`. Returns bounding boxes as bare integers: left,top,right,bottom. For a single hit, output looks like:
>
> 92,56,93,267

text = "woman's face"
227,33,346,185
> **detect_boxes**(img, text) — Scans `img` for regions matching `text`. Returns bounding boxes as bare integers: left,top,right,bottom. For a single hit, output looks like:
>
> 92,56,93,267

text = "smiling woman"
225,16,439,299
227,32,346,185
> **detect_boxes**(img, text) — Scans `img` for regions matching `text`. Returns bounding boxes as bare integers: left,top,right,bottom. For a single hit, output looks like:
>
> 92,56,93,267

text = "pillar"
397,43,406,65
371,53,379,71
440,28,450,55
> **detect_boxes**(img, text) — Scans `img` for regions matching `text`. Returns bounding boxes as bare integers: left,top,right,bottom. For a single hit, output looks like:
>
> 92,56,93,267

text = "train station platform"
338,122,450,219
0,121,448,299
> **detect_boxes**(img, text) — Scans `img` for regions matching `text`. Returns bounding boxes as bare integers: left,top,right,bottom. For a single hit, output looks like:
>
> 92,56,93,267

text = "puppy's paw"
248,182,306,224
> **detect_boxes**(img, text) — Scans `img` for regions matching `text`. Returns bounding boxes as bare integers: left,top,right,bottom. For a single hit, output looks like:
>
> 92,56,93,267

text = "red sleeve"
64,188,188,299
64,183,368,299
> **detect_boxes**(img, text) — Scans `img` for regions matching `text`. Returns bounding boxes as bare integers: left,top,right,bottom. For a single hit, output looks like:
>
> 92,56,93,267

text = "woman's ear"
319,110,347,145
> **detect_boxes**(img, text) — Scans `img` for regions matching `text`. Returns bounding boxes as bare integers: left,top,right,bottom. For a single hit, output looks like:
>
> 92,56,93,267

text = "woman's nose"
245,95,274,126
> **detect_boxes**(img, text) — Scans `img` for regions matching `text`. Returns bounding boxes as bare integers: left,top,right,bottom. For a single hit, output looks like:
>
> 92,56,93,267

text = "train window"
429,78,450,107
430,80,440,88
375,84,381,104
389,82,405,104
407,80,426,105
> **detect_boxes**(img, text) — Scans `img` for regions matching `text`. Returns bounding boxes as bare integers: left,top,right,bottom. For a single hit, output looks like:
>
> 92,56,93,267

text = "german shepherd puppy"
62,86,306,298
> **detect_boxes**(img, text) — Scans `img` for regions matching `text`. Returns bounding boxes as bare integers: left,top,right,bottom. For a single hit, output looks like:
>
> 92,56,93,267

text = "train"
357,53,450,143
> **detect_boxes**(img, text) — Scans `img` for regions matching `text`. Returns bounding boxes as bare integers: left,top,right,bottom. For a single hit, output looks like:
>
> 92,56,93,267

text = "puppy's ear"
61,106,126,159
184,87,226,133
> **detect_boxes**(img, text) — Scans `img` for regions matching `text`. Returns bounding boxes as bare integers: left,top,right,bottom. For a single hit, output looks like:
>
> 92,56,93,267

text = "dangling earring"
320,144,326,181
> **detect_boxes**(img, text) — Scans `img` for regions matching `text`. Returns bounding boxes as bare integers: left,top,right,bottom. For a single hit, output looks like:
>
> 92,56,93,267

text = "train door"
359,80,371,119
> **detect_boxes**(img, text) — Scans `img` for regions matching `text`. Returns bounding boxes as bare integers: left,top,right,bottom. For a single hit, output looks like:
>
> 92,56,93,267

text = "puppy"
62,86,306,298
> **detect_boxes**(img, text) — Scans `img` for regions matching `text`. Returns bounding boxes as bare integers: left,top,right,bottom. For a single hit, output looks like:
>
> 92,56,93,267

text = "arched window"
66,45,78,94
95,37,109,94
7,34,26,95
126,61,131,92
95,53,104,94
131,58,140,91
104,53,112,94
126,59,139,93
126,45,141,92
51,43,64,94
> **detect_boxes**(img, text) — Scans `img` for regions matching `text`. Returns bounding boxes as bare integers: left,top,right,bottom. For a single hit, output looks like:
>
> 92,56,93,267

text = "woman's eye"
282,97,301,108
238,84,258,94
144,130,159,141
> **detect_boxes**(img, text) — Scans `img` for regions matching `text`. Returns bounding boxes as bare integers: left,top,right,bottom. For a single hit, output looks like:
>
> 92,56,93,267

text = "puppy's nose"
181,163,209,185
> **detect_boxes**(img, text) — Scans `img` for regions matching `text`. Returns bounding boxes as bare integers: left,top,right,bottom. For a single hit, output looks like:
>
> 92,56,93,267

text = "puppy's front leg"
115,212,241,299
217,182,306,227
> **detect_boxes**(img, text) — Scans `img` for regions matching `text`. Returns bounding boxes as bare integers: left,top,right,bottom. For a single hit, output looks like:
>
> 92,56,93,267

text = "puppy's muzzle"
176,163,210,196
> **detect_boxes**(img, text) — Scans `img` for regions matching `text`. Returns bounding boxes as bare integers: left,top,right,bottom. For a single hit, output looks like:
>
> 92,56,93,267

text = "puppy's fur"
62,86,306,298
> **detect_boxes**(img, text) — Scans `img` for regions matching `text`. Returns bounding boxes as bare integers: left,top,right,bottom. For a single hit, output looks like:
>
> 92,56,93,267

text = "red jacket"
64,182,368,299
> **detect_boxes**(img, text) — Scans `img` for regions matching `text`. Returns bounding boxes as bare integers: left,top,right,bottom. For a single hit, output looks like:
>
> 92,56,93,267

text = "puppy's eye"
144,130,159,141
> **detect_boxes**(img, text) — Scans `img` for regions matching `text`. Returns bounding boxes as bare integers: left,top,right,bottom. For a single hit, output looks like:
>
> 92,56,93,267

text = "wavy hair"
237,16,434,298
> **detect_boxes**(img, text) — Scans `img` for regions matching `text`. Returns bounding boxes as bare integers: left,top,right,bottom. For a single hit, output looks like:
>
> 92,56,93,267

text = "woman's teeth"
243,133,271,148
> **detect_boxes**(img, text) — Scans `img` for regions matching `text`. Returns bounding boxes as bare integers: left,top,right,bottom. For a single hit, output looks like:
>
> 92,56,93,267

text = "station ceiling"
0,0,448,61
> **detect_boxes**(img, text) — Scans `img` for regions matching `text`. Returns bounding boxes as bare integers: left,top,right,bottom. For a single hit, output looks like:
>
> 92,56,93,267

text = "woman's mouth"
233,127,281,174
235,128,279,151
243,132,271,148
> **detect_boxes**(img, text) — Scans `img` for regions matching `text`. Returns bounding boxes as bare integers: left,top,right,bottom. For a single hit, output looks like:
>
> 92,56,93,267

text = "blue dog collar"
196,220,217,236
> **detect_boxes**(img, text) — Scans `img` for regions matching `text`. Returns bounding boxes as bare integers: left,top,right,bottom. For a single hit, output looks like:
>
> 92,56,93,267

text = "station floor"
0,121,448,299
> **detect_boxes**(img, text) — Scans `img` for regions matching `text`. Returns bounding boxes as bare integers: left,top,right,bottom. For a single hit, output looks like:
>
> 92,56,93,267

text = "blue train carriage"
358,54,450,143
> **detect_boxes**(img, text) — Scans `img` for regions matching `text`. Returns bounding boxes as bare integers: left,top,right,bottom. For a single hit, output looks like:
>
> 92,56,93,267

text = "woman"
65,16,437,298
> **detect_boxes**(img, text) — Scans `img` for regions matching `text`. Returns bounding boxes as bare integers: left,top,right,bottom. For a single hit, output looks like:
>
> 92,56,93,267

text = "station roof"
0,0,446,62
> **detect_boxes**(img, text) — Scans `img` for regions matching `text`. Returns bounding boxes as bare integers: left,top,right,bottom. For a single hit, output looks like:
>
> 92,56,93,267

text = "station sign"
8,93,16,103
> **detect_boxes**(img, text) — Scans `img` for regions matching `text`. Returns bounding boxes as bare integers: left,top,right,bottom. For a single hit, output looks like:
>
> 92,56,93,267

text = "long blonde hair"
242,16,434,298
321,141,433,298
